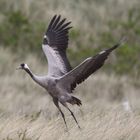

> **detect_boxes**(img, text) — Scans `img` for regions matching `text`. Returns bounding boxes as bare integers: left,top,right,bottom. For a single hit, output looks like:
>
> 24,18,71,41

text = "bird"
17,15,125,129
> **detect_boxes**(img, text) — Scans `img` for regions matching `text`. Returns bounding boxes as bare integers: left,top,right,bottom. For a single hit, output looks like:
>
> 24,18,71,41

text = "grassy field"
0,0,140,75
0,48,140,140
0,0,140,139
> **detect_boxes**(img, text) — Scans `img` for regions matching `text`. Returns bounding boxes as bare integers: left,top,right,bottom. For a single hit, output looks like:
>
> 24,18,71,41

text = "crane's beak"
16,66,22,70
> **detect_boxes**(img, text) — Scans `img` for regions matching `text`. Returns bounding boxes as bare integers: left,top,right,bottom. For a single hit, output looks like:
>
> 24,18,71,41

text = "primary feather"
57,38,126,93
42,15,72,77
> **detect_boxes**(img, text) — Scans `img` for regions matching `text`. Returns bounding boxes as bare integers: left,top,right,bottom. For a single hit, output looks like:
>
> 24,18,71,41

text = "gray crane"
17,15,125,129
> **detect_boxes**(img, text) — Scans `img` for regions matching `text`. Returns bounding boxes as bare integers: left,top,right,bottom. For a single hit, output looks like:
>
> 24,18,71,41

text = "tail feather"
69,96,82,106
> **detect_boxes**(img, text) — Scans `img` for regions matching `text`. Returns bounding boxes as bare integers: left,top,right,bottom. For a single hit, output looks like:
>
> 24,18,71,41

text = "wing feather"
50,15,61,30
54,18,66,30
42,15,72,77
57,38,126,92
47,15,57,30
43,15,72,49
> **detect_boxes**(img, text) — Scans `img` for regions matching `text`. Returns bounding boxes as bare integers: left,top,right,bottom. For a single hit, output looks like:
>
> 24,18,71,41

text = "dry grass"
0,48,140,140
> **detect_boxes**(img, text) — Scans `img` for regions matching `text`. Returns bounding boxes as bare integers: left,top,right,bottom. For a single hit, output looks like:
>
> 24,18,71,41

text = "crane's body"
23,68,81,106
17,15,125,129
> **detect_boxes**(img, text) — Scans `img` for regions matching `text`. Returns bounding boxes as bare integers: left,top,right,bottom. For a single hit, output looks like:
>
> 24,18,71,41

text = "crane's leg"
61,102,81,129
53,98,68,130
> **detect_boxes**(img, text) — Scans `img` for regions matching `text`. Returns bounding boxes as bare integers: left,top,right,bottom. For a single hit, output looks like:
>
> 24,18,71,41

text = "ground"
0,48,140,140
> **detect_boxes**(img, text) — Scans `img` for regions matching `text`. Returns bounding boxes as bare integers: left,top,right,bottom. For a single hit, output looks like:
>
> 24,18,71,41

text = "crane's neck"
24,68,48,89
24,68,34,78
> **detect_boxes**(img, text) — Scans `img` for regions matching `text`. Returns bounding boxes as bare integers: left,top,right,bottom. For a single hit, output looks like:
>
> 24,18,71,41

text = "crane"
17,15,125,129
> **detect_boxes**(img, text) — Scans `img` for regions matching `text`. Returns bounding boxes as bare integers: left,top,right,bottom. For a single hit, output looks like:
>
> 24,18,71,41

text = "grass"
1,108,140,140
0,48,140,139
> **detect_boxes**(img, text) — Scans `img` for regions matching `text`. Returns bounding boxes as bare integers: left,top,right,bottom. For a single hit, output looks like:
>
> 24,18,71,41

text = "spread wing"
42,15,72,77
57,38,125,93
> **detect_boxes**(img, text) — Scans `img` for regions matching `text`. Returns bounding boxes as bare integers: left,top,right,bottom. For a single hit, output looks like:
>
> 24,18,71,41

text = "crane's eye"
20,63,25,67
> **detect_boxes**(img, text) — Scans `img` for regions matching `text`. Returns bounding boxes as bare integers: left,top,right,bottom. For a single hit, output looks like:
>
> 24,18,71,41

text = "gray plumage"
17,15,125,129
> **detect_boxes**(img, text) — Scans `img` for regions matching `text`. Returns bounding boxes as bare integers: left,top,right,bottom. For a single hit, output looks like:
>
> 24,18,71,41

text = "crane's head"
17,63,29,70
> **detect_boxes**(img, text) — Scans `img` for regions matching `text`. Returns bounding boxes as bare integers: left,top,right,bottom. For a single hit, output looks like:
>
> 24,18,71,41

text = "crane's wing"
57,38,126,93
42,15,72,77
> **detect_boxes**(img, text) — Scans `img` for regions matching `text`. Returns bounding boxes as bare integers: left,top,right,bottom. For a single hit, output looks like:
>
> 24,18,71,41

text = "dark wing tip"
43,15,72,49
105,36,127,53
119,36,127,45
47,15,57,29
